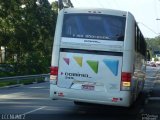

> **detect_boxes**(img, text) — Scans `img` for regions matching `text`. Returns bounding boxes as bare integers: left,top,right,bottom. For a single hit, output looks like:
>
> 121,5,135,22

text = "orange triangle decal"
74,56,83,67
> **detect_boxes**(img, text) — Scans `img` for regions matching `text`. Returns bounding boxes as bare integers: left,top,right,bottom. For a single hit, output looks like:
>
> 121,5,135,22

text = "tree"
146,36,160,58
0,0,58,76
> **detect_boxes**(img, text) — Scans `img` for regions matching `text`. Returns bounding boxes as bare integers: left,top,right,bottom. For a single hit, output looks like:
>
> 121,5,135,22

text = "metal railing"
0,74,49,85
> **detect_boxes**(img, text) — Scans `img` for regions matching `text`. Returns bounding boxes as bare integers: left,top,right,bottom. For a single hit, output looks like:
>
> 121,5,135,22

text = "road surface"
0,66,159,120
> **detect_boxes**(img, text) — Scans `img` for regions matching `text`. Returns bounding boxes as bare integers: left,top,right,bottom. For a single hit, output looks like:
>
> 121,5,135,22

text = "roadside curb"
0,84,23,89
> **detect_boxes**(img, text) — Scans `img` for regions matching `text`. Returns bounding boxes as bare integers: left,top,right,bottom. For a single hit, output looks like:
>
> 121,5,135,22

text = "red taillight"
121,72,131,82
50,66,58,75
121,72,131,91
50,66,58,84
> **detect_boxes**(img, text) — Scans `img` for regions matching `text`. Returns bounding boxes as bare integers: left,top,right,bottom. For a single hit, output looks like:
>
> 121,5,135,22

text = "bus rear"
50,8,133,107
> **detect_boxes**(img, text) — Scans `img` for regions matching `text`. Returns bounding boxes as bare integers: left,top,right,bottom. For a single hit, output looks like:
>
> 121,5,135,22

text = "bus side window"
135,25,137,52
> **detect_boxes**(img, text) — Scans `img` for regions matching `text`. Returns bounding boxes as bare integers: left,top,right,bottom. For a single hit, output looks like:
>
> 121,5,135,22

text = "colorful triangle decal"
74,56,83,67
87,60,98,73
63,58,70,65
103,59,119,76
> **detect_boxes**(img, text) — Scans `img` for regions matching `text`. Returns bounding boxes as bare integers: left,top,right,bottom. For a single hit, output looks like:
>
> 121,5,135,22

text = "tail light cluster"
50,66,58,84
121,72,131,91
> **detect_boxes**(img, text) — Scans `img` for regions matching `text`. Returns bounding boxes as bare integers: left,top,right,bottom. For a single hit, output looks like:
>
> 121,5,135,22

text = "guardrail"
0,74,50,85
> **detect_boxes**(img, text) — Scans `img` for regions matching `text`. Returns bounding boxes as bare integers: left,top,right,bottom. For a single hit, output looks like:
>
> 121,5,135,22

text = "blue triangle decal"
103,59,119,76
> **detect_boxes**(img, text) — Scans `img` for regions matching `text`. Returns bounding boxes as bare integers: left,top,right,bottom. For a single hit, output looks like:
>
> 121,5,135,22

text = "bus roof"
61,8,128,17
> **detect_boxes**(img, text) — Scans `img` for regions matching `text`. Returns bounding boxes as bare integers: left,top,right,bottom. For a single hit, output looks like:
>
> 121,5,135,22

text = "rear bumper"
50,84,132,107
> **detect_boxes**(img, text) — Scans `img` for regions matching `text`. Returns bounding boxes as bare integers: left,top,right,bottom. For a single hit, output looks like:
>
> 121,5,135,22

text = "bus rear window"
62,13,126,41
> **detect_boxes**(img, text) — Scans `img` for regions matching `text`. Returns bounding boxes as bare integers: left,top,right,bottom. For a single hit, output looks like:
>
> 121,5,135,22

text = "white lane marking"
148,97,160,101
22,106,46,115
0,92,49,99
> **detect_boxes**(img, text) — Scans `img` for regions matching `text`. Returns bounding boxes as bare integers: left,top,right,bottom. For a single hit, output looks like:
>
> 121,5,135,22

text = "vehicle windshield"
62,13,126,41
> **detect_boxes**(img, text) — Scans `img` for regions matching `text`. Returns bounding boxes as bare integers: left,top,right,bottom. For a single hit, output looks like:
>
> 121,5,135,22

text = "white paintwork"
61,38,124,52
57,52,122,92
50,8,146,107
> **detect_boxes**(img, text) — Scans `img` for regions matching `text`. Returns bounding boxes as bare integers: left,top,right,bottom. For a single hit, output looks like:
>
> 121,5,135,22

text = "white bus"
50,8,147,107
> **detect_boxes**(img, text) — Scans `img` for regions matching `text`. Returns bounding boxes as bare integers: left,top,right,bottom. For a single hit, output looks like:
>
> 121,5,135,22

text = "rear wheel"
129,91,147,109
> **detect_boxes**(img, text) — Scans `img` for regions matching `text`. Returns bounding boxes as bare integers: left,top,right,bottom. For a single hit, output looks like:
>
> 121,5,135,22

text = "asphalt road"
0,66,160,120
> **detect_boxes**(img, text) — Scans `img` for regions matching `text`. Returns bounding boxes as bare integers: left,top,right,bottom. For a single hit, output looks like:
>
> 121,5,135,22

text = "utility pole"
58,0,73,11
156,18,160,35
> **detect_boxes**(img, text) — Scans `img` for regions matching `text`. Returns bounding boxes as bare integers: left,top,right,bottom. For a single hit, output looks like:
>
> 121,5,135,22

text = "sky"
49,0,160,38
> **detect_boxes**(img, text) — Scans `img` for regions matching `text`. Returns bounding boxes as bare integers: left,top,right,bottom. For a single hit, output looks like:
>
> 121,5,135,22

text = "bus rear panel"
50,8,146,107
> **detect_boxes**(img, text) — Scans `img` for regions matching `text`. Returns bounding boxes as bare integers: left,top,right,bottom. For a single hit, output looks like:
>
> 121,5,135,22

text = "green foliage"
0,72,16,77
0,0,58,76
146,36,160,58
0,81,17,87
154,57,159,61
0,78,44,87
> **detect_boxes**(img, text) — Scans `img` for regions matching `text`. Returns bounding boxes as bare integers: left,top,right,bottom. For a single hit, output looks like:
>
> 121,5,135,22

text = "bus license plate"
82,85,94,91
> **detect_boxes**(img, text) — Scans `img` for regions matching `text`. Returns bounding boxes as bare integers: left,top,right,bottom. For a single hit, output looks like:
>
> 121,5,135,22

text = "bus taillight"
121,72,131,90
50,66,58,84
